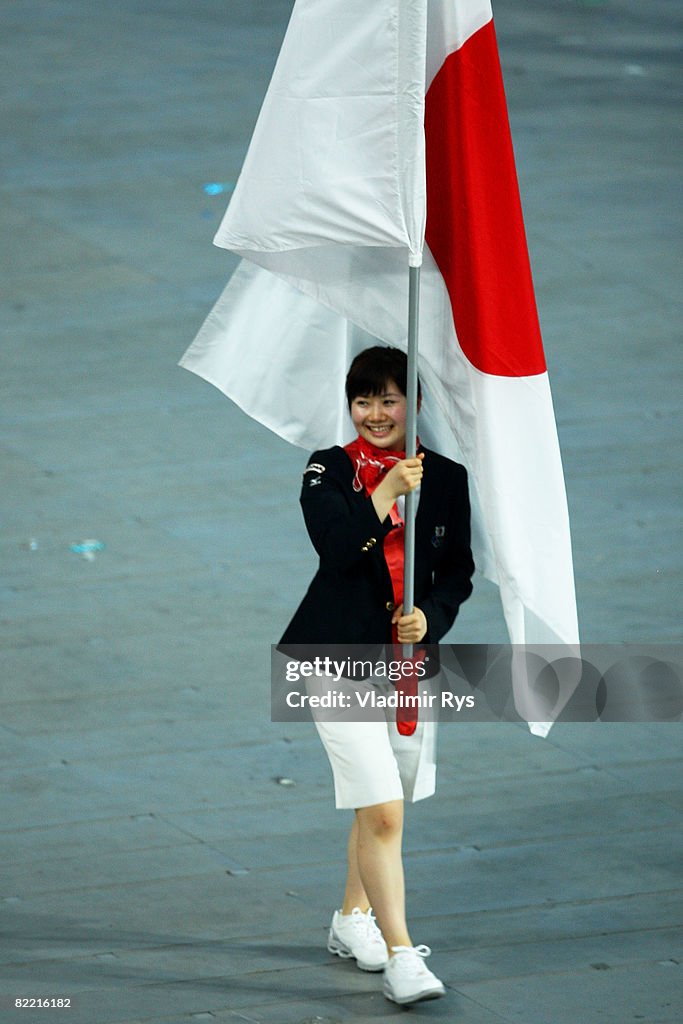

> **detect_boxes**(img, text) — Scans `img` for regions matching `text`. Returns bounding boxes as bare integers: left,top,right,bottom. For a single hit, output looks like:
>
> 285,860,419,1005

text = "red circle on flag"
425,21,546,377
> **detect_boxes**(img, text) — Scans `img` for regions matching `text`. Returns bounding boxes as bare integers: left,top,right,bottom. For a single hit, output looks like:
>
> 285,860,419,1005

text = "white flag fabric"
181,0,580,729
216,0,428,265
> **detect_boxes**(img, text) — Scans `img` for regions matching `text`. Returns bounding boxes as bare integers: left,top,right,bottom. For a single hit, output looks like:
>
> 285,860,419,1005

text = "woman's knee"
356,800,404,840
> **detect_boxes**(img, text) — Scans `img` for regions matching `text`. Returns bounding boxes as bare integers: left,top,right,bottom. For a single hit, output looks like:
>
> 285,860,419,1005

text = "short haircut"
345,346,421,409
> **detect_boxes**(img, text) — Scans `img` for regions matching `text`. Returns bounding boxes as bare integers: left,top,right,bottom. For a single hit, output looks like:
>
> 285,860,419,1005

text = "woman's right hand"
371,454,424,521
381,454,424,498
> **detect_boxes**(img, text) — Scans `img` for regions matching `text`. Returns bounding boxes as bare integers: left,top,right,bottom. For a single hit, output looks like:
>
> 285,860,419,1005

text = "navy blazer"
280,445,474,645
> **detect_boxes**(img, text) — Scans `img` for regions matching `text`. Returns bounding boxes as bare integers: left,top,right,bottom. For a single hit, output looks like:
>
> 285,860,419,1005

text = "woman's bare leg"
344,799,411,951
341,814,371,913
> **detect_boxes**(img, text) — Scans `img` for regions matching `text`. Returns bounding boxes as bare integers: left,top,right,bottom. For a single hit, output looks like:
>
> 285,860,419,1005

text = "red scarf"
344,436,406,607
344,436,423,735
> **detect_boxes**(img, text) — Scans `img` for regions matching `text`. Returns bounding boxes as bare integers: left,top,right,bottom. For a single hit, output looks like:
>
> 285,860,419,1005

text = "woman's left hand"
392,604,428,643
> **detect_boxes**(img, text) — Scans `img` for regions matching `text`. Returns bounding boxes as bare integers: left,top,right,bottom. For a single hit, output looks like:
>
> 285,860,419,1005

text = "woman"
280,346,474,1004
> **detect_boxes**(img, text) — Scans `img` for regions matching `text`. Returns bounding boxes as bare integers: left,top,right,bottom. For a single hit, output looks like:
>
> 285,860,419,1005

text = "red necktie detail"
344,436,423,735
391,642,425,736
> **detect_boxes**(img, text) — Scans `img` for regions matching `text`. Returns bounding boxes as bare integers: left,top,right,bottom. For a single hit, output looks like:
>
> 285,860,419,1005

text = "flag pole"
403,254,422,644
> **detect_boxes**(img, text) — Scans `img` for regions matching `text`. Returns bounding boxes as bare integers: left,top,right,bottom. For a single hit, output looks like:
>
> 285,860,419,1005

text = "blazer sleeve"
299,449,394,571
419,464,475,642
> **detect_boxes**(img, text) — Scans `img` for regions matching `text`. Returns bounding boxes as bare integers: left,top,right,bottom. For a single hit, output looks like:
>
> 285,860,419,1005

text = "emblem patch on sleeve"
303,463,326,487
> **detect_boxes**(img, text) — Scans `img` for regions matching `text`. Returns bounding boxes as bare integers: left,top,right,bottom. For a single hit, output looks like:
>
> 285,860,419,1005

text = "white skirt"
309,675,438,810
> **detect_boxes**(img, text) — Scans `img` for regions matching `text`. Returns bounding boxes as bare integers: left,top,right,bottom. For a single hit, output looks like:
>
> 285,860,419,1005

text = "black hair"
345,346,421,409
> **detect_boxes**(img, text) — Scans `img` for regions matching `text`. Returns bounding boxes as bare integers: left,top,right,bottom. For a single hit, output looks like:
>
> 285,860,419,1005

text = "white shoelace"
389,944,433,974
347,907,385,946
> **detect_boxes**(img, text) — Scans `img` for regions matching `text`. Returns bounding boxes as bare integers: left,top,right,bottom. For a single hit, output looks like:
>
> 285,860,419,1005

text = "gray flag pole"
402,257,421,655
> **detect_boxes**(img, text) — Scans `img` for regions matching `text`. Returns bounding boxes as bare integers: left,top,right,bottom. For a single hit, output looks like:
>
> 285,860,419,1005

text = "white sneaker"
327,907,389,971
383,944,446,1004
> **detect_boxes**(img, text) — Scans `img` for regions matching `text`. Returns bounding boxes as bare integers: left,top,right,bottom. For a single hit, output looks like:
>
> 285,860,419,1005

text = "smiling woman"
350,388,407,450
279,345,474,1005
345,346,421,445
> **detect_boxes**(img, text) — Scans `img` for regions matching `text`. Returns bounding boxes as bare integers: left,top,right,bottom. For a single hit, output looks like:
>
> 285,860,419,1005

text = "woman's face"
350,379,407,450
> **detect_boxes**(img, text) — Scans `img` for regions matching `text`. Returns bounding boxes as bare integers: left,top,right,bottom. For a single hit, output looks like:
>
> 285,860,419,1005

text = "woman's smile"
350,381,408,450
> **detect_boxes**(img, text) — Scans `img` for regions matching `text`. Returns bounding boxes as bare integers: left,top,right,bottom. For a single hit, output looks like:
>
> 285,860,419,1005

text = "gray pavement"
1,1,681,1022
